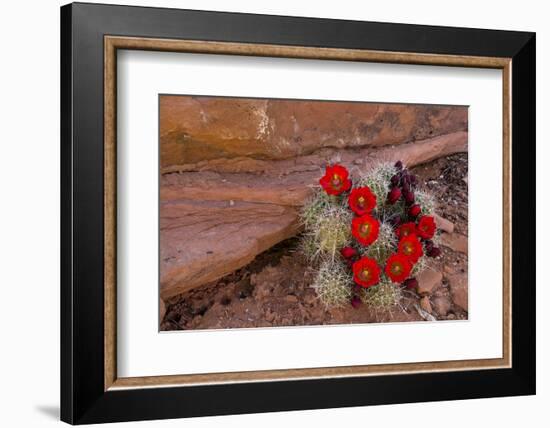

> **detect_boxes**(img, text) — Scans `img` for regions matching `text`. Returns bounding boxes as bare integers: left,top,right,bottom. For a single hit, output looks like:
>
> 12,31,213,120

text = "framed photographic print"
60,2,535,424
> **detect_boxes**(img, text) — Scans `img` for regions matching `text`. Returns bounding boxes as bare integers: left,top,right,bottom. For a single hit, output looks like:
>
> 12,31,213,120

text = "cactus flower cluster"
302,160,441,309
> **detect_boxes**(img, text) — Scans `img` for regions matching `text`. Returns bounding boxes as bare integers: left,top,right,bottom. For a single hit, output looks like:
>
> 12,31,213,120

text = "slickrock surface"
161,200,300,298
160,96,467,169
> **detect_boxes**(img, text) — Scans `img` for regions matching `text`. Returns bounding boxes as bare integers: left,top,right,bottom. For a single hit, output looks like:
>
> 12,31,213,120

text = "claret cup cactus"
301,160,441,309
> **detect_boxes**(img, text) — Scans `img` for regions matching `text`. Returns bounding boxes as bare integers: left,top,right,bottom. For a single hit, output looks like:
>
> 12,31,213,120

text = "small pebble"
420,296,432,314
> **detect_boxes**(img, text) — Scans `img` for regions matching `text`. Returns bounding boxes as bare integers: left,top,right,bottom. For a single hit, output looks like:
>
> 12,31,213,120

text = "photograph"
159,95,469,330
0,0,542,425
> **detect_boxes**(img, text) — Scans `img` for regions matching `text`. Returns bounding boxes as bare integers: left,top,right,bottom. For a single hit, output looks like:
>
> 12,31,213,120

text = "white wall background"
0,0,545,427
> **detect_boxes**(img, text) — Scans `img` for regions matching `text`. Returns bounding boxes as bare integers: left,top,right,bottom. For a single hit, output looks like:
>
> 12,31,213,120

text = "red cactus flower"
417,215,436,239
319,164,352,195
427,246,442,258
398,234,424,263
396,222,417,239
348,186,377,216
403,277,418,289
351,215,380,246
387,187,402,204
385,254,413,283
352,257,381,288
409,204,421,218
340,246,357,260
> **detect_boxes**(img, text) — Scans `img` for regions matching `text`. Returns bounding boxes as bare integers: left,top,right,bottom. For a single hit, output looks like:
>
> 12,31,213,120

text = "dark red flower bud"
427,246,442,258
403,277,418,290
409,204,421,218
401,174,411,187
351,296,362,309
390,174,400,186
387,187,402,204
424,240,434,251
410,174,418,187
403,189,415,205
395,160,403,170
390,216,402,227
340,246,357,260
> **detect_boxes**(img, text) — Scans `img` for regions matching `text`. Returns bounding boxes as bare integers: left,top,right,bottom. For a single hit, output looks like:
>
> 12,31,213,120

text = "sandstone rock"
284,295,299,303
161,169,311,206
447,273,468,311
420,296,432,314
416,270,443,295
414,303,437,322
443,265,456,275
162,131,468,176
432,296,452,316
160,299,166,322
160,132,468,207
434,213,454,234
160,200,299,299
160,96,467,168
440,233,468,254
265,310,276,323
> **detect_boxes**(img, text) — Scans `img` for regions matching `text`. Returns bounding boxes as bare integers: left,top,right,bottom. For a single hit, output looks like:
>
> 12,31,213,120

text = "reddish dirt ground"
161,153,468,331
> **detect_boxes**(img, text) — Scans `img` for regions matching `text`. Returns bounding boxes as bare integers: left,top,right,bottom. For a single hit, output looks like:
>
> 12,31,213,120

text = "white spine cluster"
312,258,353,307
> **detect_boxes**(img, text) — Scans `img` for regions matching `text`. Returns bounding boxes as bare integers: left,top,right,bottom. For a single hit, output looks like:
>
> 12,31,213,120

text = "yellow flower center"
357,196,365,207
360,223,371,236
403,243,413,255
391,263,403,274
360,268,371,280
331,174,342,188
